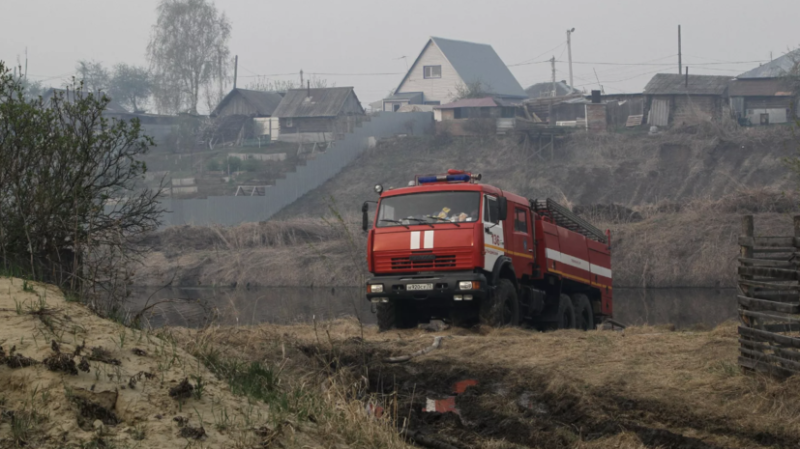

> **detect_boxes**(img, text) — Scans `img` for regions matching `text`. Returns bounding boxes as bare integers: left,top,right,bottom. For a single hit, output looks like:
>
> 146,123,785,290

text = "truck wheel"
480,279,519,327
572,293,595,331
377,301,396,332
556,294,576,329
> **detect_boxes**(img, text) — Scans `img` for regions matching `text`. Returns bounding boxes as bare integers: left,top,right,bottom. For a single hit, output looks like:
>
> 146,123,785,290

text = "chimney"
685,66,688,87
307,80,311,97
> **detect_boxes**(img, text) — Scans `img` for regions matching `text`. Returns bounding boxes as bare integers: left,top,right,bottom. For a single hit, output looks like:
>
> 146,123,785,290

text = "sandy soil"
0,277,332,448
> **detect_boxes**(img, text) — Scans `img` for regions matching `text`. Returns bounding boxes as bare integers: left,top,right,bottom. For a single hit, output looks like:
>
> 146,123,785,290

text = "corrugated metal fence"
148,112,433,227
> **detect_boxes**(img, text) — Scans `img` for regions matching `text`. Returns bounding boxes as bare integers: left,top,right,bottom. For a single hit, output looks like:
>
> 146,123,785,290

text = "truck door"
483,194,504,271
511,206,534,276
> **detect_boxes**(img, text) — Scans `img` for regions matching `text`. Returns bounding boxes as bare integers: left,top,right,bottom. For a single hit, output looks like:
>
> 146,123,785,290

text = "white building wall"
396,41,464,104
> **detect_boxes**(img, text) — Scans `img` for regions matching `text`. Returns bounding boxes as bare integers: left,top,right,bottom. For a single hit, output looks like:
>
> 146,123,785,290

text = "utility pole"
566,28,575,88
550,56,556,127
678,25,682,75
300,69,304,86
233,55,238,89
24,47,28,81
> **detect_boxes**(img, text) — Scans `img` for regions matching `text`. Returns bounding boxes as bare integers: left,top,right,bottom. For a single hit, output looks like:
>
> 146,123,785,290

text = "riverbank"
134,190,796,289
3,277,798,448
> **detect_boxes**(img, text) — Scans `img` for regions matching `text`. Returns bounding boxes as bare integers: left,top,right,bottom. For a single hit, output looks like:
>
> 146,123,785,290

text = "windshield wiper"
405,218,434,228
379,219,409,229
425,216,461,227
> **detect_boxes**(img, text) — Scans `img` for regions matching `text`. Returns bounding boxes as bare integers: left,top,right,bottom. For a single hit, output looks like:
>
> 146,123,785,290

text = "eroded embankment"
0,278,406,449
179,318,800,449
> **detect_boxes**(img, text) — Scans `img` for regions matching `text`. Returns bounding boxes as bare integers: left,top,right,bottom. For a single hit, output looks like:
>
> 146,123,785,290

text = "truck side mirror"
498,197,508,221
362,202,370,232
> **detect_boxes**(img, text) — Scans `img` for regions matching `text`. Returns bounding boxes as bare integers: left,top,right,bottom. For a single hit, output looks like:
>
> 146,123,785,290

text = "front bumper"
366,271,489,305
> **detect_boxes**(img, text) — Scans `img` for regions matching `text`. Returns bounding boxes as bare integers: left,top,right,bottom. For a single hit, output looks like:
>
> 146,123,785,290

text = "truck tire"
376,301,396,332
480,279,519,327
556,294,576,329
571,293,595,331
377,301,416,332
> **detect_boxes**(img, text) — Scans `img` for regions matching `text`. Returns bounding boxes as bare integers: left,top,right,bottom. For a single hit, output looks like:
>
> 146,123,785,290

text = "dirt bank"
176,317,800,449
0,278,404,448
275,125,797,220
135,189,797,288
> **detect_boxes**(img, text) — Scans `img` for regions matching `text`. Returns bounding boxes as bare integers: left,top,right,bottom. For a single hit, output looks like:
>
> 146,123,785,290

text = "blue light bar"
418,174,472,184
447,174,470,182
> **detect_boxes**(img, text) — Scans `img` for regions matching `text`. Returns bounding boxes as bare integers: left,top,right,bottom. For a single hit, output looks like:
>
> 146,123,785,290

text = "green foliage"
241,158,259,172
0,60,165,293
226,156,242,172
206,158,221,172
454,80,488,100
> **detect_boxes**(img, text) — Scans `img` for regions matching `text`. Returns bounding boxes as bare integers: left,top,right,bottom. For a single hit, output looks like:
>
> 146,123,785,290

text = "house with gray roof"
211,88,284,118
384,37,526,113
643,73,732,127
273,86,365,143
729,50,799,125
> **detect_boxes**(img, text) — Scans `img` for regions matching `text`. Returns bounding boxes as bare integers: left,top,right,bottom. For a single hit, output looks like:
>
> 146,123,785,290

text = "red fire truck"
362,170,612,331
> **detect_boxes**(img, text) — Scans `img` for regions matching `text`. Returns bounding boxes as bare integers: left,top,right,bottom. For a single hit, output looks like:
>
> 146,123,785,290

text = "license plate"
406,283,434,291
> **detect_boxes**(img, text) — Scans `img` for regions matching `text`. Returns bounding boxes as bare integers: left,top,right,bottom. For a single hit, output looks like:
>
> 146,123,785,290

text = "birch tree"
147,0,231,114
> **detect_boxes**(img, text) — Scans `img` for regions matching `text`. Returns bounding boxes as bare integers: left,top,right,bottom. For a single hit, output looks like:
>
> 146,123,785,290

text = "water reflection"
127,287,737,329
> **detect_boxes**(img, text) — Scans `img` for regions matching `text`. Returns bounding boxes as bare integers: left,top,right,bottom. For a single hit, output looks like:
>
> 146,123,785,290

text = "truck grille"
373,250,471,273
391,255,457,270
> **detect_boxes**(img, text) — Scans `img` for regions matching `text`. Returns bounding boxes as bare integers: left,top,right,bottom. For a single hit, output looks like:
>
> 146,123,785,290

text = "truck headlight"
368,284,384,293
459,281,479,290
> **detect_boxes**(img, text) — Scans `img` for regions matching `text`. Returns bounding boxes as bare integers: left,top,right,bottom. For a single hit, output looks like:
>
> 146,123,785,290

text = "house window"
285,118,293,127
423,65,442,79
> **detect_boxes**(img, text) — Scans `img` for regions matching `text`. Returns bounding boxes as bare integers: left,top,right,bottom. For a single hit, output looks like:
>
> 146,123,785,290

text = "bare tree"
245,75,333,93
109,64,152,113
147,0,231,114
454,80,488,100
76,60,110,92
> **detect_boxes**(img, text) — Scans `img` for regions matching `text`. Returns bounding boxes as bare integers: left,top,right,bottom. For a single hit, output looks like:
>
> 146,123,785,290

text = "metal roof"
643,73,732,96
738,50,800,79
211,88,283,117
432,37,527,98
395,37,527,99
272,87,363,118
525,81,577,99
42,88,129,114
728,78,794,97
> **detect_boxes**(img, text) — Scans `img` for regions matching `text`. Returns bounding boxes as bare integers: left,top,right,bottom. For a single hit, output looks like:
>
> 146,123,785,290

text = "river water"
127,287,738,329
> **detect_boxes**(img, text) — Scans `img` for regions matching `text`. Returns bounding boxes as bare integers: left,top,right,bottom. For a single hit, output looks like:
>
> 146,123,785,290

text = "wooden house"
384,37,527,111
643,74,732,127
210,88,283,118
272,87,365,143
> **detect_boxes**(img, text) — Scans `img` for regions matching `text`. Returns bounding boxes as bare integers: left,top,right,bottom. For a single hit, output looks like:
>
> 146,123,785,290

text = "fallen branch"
401,429,460,449
384,336,443,363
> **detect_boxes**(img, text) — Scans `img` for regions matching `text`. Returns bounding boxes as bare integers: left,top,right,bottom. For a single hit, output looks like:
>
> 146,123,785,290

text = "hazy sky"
3,0,799,111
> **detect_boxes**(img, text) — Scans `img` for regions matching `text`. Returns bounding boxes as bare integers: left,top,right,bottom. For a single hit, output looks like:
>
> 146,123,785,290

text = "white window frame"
423,65,442,79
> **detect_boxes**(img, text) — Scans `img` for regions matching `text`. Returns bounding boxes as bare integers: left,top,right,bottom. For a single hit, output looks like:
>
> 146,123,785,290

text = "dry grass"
170,317,800,448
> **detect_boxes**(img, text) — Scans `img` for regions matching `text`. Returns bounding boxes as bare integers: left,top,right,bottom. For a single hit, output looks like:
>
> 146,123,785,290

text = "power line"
509,42,566,67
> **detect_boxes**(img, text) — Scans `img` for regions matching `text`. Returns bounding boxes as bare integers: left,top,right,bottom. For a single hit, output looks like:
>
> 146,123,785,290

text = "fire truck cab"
363,170,612,330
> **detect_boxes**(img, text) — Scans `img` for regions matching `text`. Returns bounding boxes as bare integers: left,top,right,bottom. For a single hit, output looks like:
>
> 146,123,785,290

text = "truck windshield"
377,191,481,227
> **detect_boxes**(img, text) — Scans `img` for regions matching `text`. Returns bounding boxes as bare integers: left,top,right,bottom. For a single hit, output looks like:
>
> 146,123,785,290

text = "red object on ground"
453,379,478,394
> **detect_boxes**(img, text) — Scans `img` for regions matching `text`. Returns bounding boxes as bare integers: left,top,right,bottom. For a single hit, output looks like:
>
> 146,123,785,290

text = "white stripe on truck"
546,248,612,279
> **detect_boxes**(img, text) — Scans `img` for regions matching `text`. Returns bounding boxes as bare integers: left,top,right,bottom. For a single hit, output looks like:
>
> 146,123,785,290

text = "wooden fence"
738,215,800,377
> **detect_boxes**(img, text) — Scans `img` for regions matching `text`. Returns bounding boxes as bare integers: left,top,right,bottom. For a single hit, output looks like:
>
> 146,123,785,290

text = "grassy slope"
276,125,796,219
